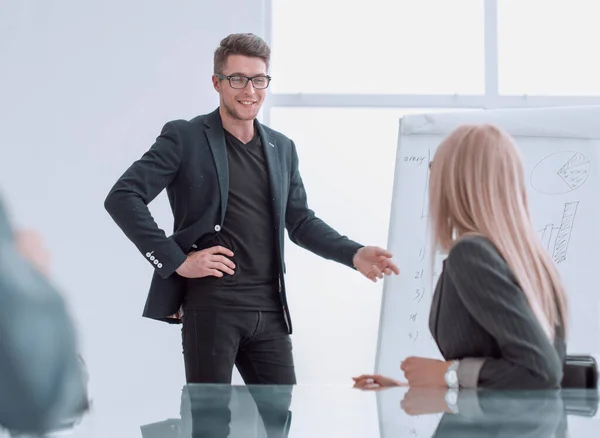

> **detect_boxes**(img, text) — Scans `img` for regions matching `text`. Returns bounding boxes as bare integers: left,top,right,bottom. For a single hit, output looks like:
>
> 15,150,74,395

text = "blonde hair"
428,124,568,340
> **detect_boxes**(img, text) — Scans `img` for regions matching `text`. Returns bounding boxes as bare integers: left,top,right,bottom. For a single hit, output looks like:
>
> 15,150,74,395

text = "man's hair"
213,33,271,74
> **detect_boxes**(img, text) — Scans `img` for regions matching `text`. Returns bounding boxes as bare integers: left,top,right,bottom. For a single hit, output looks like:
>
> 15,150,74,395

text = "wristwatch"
445,360,460,389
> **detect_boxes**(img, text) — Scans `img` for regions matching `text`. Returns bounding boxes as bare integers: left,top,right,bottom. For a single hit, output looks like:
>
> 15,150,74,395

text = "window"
498,0,600,96
271,0,484,95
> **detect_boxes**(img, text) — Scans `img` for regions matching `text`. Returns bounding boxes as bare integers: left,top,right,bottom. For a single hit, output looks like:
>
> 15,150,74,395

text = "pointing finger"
387,261,400,275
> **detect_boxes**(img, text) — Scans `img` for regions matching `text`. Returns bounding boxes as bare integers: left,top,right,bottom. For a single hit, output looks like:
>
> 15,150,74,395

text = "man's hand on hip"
175,245,235,279
353,246,400,283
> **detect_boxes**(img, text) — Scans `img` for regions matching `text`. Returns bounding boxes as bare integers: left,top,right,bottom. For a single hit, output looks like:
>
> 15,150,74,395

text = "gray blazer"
429,235,566,389
0,198,88,433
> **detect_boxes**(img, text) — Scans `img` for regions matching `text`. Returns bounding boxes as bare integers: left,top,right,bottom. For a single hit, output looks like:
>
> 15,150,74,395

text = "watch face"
446,370,458,384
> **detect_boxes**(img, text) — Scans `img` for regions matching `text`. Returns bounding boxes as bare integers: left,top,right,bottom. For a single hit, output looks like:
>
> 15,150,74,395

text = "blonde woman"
354,124,569,390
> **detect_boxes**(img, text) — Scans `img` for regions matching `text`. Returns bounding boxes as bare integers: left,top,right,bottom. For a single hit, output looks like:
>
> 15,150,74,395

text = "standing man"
104,33,399,385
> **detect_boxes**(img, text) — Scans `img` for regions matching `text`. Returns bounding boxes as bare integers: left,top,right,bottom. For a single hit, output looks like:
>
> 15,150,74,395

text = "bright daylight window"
498,0,600,96
270,0,485,95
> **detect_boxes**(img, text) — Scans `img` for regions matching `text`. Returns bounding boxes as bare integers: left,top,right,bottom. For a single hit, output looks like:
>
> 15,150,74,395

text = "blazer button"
214,225,221,232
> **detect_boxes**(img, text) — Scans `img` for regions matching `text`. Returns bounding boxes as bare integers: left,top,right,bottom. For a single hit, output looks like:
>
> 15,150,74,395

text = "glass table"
2,384,598,437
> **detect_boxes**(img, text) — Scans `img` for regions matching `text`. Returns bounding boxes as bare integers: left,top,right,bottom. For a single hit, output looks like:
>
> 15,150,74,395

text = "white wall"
0,0,267,430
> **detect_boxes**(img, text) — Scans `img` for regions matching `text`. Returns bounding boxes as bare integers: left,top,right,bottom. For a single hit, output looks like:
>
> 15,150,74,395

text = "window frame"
263,0,600,126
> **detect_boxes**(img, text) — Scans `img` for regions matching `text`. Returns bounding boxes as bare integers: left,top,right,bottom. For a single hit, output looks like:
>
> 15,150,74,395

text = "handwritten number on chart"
413,287,425,303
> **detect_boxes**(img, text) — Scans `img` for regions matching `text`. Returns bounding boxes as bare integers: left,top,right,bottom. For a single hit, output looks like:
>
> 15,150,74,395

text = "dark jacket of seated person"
429,234,566,390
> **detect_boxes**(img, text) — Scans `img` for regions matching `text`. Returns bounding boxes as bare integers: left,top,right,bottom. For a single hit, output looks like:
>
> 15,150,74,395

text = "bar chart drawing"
537,201,579,264
531,151,590,195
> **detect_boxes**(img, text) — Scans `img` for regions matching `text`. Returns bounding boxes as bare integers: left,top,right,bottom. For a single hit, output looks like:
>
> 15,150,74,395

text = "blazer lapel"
256,121,282,228
204,109,229,224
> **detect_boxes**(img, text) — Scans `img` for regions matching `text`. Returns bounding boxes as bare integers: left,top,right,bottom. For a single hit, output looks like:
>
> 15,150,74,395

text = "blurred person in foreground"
0,196,88,433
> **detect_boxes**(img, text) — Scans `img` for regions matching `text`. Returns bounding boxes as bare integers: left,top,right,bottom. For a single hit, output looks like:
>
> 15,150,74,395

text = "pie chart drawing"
530,151,590,194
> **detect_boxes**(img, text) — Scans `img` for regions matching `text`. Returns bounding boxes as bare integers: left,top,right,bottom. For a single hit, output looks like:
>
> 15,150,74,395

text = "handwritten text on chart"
413,287,425,303
403,155,427,165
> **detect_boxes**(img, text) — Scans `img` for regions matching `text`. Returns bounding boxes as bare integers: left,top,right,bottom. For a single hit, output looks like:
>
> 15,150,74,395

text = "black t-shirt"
184,128,281,311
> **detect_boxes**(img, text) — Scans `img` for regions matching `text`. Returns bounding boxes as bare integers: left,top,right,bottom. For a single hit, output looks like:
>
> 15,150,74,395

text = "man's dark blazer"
104,108,363,332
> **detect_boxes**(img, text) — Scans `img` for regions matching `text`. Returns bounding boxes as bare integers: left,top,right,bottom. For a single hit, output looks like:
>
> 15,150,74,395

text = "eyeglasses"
216,74,272,89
